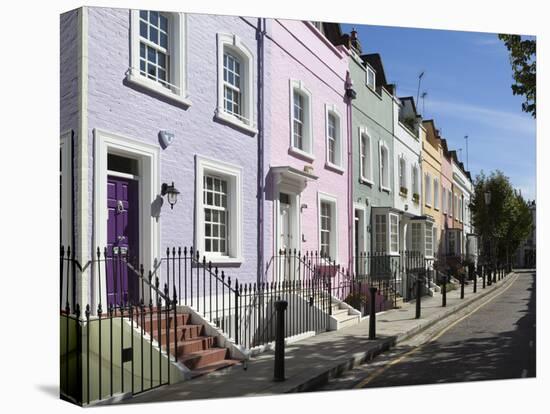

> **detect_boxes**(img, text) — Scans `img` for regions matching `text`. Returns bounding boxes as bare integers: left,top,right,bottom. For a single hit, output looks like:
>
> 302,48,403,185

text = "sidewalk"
121,272,518,404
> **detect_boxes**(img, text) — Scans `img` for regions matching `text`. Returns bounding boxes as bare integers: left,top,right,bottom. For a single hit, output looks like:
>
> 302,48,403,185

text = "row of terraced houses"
60,7,479,404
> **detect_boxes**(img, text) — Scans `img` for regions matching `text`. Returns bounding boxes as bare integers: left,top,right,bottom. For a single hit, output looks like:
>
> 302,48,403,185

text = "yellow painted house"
421,120,443,259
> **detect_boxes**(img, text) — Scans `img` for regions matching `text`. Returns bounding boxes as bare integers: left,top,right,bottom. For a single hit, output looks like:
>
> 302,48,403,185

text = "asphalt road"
317,270,536,390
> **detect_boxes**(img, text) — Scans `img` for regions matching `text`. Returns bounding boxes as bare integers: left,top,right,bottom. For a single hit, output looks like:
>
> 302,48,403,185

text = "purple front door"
106,176,139,306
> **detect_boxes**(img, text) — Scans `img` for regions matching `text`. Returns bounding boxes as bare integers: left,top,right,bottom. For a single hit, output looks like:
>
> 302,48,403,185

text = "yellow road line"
354,273,520,389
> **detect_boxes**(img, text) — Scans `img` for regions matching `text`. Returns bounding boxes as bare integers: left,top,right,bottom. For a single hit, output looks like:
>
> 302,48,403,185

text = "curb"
284,271,518,394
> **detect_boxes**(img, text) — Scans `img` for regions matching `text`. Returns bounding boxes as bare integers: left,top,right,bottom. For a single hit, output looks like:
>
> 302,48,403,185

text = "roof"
399,96,419,117
361,53,388,87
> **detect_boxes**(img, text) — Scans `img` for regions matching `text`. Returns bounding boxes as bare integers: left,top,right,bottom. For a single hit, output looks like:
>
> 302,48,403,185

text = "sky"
341,23,536,201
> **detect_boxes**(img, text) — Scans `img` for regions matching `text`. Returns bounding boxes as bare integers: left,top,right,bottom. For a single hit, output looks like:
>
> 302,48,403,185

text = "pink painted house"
440,136,455,254
264,19,352,279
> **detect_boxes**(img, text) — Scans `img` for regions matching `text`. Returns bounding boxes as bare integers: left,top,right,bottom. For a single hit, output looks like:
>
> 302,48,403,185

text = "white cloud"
428,99,536,136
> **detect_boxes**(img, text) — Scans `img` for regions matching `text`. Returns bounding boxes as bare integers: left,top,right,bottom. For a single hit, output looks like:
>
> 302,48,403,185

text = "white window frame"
60,131,72,249
442,187,447,214
366,65,376,90
410,222,422,253
454,194,459,222
196,155,243,264
412,164,419,200
433,177,440,210
128,10,190,106
353,203,367,256
317,192,338,262
425,172,432,207
459,196,464,223
325,104,344,172
359,126,374,184
216,33,257,134
389,213,399,255
449,190,453,218
425,222,434,258
398,156,407,195
379,141,390,192
374,214,387,253
289,79,314,161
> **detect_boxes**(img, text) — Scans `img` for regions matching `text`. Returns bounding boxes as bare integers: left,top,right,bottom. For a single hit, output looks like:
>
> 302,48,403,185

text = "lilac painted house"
61,7,263,309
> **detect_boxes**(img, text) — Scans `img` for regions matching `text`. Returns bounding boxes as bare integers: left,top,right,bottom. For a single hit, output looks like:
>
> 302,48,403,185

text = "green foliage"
470,170,533,262
344,291,366,310
498,34,536,118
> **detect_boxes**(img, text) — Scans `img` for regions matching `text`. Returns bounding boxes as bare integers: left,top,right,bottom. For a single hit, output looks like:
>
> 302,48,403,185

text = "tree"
498,34,536,118
470,170,533,264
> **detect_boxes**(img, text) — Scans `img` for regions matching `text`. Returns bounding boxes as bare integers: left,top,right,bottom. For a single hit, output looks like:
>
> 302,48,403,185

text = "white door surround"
93,128,160,307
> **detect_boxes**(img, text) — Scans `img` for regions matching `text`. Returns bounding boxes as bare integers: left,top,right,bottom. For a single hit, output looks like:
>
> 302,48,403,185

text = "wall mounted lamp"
161,182,180,209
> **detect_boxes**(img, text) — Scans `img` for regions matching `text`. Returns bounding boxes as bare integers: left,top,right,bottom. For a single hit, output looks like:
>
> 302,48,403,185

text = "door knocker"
116,200,125,214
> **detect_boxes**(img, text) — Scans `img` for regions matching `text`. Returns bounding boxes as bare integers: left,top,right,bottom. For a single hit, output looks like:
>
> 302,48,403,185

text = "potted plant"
400,186,408,196
412,192,420,203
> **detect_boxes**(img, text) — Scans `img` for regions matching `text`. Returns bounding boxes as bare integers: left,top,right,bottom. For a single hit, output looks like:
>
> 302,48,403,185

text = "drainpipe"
345,71,356,272
256,18,266,284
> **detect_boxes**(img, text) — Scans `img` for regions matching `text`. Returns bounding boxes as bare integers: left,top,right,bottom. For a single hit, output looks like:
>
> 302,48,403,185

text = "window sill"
425,203,432,208
360,177,374,186
325,162,345,174
203,255,244,266
289,146,315,162
214,110,258,135
381,186,391,193
126,72,192,107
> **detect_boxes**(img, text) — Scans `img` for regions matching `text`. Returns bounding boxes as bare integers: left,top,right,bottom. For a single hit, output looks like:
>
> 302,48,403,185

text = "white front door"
279,192,293,252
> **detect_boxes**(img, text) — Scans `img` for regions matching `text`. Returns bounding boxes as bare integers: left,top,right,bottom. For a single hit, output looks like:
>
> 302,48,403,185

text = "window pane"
150,11,159,26
140,21,147,38
160,32,168,49
159,14,168,31
140,10,148,20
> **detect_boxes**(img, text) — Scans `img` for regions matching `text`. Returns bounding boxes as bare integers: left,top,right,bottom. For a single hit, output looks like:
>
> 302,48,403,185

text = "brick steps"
135,311,239,374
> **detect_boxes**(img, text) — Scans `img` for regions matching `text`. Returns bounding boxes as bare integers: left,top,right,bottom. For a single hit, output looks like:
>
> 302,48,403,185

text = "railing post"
273,300,288,382
234,279,239,345
368,287,377,340
442,274,447,307
415,274,422,319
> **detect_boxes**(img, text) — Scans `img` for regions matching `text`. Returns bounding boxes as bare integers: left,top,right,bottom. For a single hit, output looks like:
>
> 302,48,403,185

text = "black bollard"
273,300,288,382
442,274,447,307
473,265,477,293
460,272,465,299
487,266,492,286
369,287,377,340
482,266,486,288
492,267,497,284
416,275,423,319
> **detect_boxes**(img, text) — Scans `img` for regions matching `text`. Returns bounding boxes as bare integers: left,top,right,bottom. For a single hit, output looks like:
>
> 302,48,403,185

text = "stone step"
173,336,216,356
336,314,361,329
190,359,241,378
154,324,204,345
331,308,350,318
181,348,229,370
139,312,191,331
